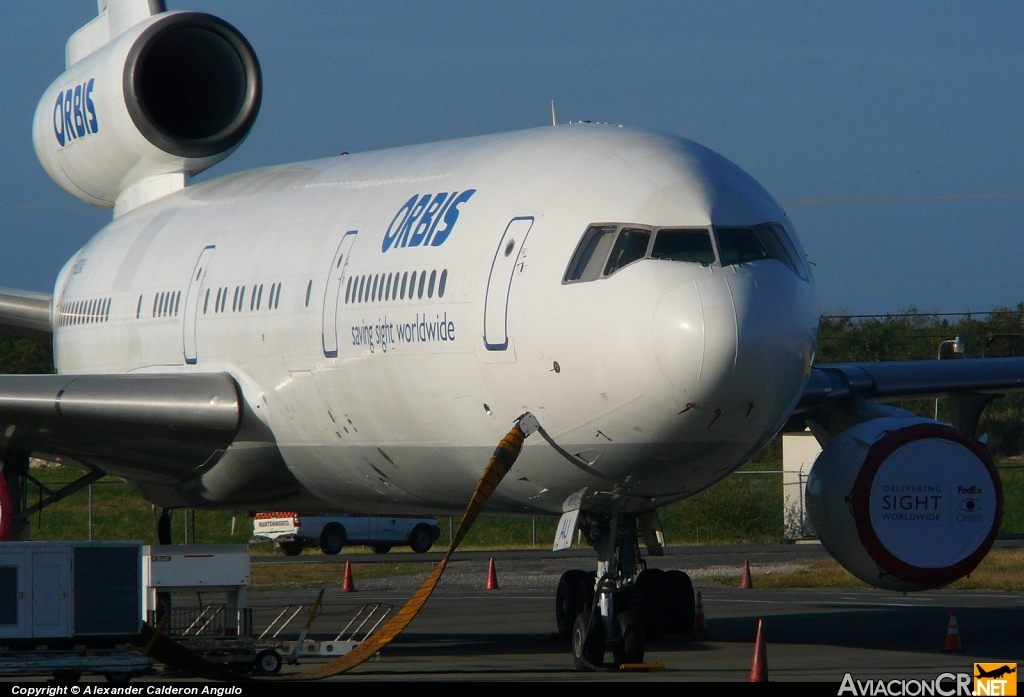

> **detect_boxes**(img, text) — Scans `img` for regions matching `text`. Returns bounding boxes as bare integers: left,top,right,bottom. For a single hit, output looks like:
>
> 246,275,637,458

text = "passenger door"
322,232,358,358
483,217,533,350
183,245,216,365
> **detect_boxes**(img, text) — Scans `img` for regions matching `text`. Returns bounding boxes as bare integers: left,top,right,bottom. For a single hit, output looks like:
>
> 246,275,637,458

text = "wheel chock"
619,663,666,672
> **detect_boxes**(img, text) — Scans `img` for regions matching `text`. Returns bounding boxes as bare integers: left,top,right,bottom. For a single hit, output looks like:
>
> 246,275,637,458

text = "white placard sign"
869,438,997,569
552,509,580,552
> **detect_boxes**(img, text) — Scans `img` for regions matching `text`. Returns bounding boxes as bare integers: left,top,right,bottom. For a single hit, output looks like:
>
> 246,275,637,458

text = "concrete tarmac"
241,542,1024,681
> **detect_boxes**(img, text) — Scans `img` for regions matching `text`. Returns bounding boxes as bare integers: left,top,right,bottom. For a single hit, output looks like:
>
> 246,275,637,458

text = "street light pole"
935,334,965,419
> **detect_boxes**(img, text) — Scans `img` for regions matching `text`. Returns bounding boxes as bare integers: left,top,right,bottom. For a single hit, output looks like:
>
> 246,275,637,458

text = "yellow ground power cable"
138,413,539,681
298,412,539,679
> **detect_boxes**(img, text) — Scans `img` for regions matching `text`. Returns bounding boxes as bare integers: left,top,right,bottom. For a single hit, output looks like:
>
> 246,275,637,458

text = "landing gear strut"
157,508,173,545
558,512,695,670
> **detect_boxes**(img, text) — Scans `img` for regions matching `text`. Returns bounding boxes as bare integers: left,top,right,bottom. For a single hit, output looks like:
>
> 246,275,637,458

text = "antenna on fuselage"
551,100,559,126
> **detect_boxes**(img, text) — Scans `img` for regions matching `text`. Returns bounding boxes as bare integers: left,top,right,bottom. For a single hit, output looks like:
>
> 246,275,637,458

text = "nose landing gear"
560,512,695,670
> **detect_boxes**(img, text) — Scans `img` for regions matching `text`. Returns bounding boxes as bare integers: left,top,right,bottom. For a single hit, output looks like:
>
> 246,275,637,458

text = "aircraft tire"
659,569,695,634
572,612,604,671
576,571,597,618
612,611,645,666
555,569,586,638
634,568,664,635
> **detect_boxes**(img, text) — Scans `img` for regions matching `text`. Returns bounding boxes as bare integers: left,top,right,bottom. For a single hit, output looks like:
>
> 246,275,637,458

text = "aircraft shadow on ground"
344,605,1023,659
703,606,1024,655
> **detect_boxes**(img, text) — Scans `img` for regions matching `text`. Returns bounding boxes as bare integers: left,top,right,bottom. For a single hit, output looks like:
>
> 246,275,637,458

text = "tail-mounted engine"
33,5,261,215
806,416,1002,591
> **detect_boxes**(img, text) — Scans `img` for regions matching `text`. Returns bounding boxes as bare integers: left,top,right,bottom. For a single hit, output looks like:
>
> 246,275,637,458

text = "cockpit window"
564,225,617,282
603,228,651,276
715,227,769,265
651,229,715,265
564,220,808,283
764,223,809,281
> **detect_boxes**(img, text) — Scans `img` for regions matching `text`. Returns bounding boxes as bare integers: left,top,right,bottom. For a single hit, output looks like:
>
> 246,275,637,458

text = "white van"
252,513,441,556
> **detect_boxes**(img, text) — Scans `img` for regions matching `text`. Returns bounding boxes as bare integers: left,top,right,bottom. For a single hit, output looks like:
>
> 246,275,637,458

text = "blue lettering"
397,195,431,248
72,85,85,138
52,91,65,147
382,190,476,252
409,193,448,247
63,90,75,142
85,78,98,133
431,189,476,246
424,192,457,245
381,195,417,253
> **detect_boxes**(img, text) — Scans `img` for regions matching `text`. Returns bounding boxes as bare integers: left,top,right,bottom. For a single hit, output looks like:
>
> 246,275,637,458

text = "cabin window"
275,282,282,308
651,229,716,265
305,280,313,307
372,274,380,302
418,269,426,299
427,270,436,298
564,225,617,282
401,272,409,300
438,270,448,298
203,289,210,314
386,273,393,301
603,228,651,276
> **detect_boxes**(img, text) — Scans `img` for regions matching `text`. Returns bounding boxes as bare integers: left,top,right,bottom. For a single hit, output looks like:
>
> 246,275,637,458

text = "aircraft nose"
652,275,736,394
653,269,816,411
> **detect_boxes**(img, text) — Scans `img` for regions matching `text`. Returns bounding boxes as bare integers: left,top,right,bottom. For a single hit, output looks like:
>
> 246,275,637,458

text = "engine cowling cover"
33,11,261,209
806,417,1002,591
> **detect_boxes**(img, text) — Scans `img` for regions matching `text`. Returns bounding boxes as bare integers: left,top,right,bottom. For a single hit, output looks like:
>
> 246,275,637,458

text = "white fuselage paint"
50,125,819,516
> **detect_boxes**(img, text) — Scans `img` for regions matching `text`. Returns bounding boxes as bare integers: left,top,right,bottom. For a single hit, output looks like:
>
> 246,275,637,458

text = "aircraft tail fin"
66,1,166,69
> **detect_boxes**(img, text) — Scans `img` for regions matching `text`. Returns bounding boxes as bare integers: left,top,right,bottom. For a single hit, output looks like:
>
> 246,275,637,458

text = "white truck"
253,513,442,556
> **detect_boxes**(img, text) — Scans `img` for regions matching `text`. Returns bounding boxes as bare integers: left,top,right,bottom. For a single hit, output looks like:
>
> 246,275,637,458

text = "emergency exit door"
483,217,533,350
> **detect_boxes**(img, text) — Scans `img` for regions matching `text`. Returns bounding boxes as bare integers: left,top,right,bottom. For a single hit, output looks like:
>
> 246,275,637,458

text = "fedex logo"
53,78,99,148
381,190,476,253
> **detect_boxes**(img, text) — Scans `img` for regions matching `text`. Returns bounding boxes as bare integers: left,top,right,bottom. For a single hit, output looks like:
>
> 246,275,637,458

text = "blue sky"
2,2,1023,314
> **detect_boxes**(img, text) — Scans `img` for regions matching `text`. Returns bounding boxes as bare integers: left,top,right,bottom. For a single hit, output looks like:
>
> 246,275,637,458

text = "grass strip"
704,548,1024,591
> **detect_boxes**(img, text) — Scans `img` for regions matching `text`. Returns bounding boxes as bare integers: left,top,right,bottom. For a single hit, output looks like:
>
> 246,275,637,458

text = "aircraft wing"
0,287,52,341
0,373,241,483
796,357,1024,412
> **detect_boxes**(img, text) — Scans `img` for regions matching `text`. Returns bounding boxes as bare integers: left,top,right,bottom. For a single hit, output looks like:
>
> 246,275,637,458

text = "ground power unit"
0,541,142,643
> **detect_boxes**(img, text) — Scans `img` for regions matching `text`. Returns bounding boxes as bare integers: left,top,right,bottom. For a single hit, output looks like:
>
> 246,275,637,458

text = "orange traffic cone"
749,618,768,682
741,560,753,589
943,609,961,651
693,591,708,631
486,557,499,590
342,560,355,592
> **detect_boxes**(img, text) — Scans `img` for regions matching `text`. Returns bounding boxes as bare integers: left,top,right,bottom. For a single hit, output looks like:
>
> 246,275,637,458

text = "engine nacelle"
33,11,261,212
806,417,1002,591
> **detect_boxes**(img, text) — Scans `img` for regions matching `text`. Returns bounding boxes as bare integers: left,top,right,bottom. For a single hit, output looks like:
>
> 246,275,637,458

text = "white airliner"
2,0,1022,669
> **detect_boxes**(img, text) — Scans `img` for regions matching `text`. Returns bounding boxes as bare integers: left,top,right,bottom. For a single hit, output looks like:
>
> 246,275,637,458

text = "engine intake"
806,418,1002,591
125,13,260,158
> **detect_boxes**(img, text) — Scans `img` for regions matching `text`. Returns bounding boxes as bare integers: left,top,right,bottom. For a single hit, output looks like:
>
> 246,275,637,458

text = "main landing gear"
555,513,695,670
